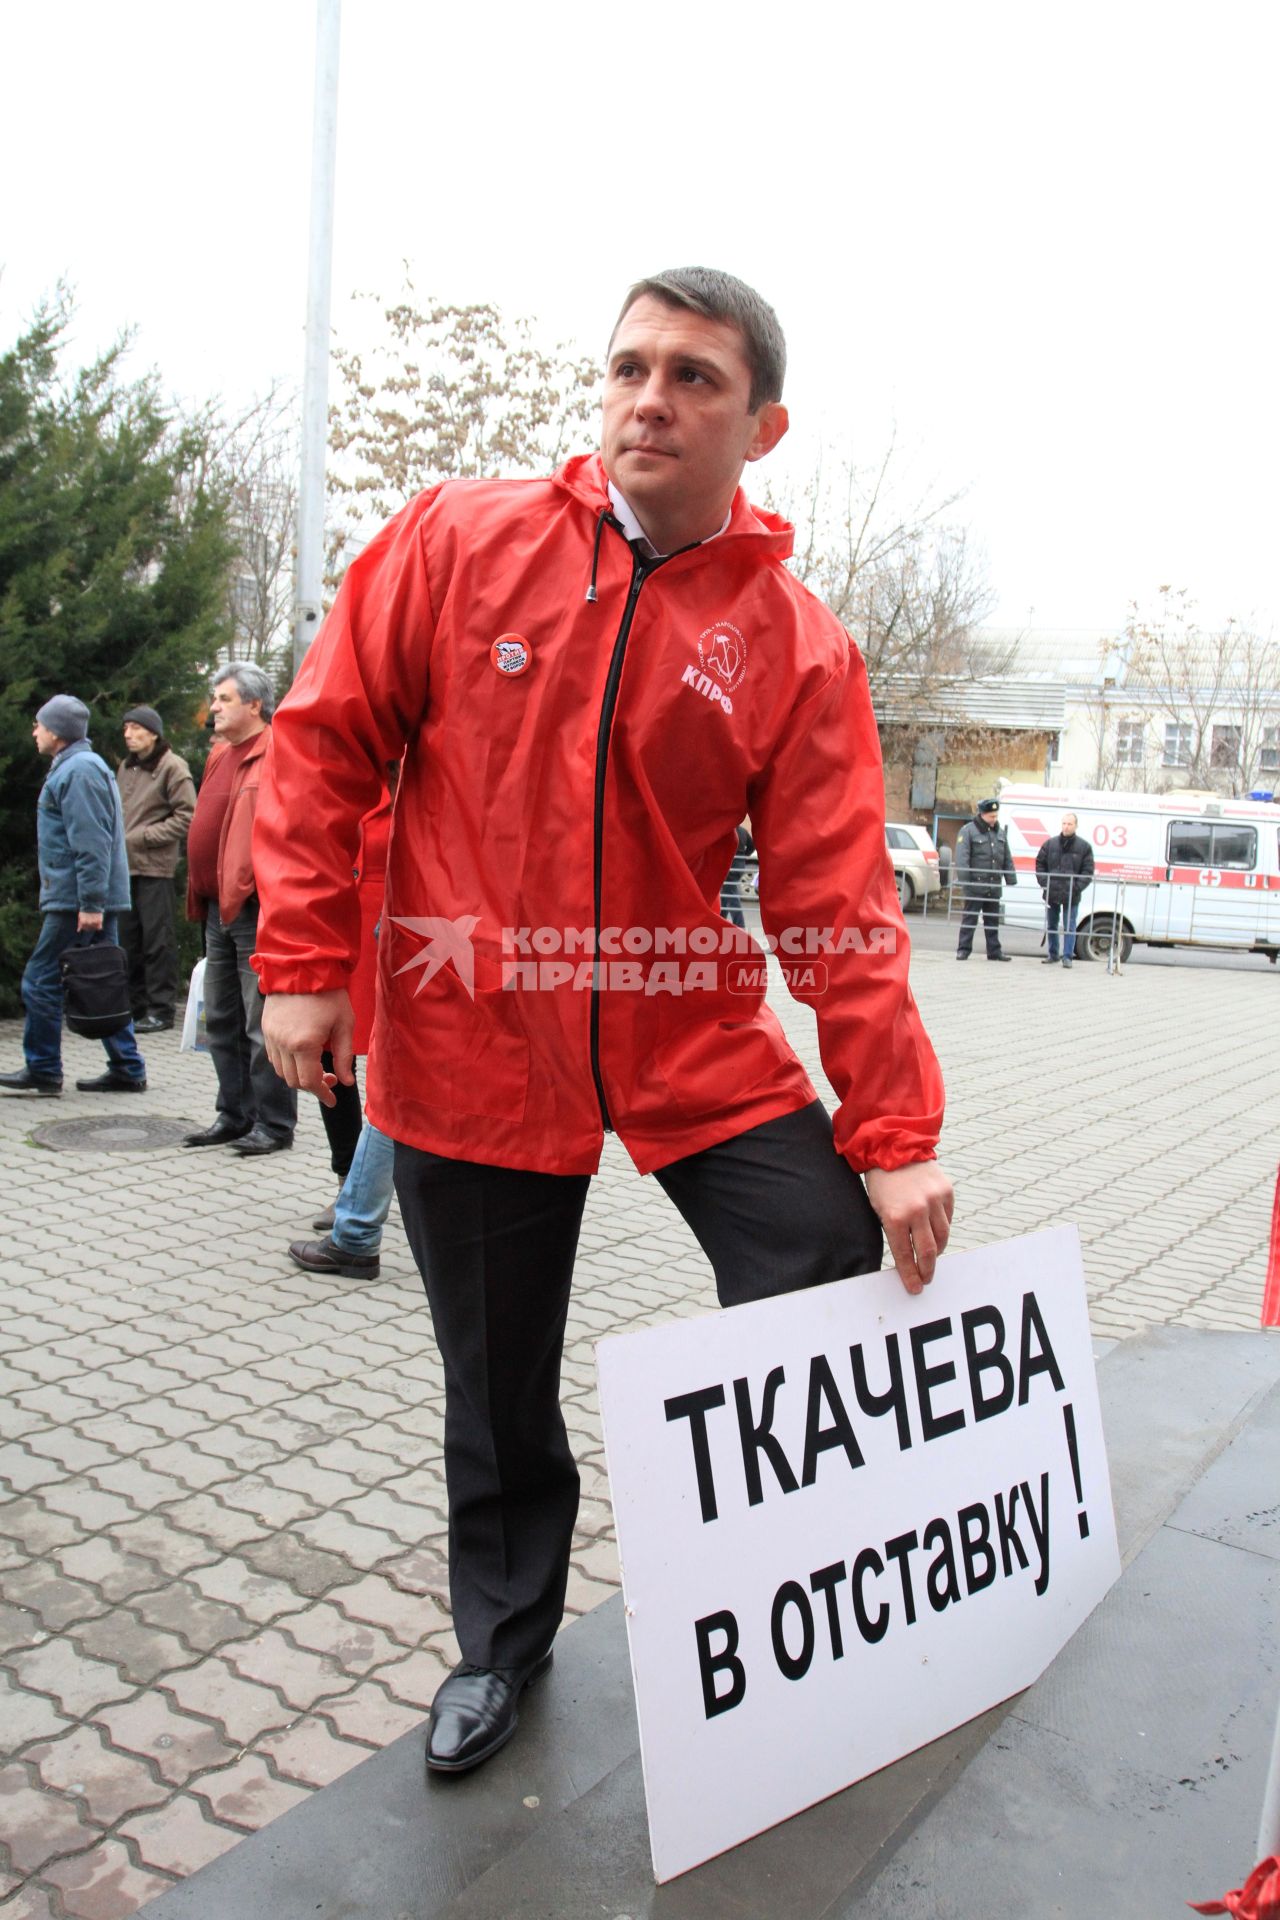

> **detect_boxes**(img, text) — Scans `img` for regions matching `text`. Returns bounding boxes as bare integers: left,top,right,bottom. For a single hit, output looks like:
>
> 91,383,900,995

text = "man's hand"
262,990,356,1107
77,910,104,933
864,1162,955,1296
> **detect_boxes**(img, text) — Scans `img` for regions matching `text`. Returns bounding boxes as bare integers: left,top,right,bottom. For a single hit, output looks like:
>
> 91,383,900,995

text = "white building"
977,627,1280,799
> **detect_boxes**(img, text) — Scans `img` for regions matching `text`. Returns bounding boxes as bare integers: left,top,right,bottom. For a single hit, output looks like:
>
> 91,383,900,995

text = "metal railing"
740,859,1278,968
922,872,1278,968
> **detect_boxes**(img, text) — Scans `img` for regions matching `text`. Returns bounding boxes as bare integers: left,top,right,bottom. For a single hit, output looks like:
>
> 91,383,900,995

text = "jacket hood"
552,453,795,561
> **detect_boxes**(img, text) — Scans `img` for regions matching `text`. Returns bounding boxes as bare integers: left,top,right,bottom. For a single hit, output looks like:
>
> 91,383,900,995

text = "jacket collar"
127,739,170,771
51,737,92,766
553,453,795,561
208,725,270,767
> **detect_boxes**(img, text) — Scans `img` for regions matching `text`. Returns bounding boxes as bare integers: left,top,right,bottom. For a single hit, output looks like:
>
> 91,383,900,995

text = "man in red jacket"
255,268,953,1774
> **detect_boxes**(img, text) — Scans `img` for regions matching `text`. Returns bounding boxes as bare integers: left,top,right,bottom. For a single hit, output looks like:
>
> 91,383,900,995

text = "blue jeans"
1046,897,1079,960
333,1119,395,1254
22,913,146,1082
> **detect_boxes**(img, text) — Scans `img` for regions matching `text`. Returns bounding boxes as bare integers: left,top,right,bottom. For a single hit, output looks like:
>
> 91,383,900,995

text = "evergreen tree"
0,293,234,1011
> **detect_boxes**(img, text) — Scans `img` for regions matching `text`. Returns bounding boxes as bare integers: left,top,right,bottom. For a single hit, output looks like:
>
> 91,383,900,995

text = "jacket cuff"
841,1137,940,1175
250,956,352,996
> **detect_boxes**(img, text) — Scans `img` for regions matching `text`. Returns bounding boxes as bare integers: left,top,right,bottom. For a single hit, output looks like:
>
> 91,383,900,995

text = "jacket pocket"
397,970,530,1124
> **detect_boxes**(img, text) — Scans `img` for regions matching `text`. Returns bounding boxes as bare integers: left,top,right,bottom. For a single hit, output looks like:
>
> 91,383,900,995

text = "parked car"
733,826,941,913
886,823,942,910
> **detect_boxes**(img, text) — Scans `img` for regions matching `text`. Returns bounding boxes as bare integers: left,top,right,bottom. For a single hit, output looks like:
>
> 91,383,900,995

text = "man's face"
210,680,262,744
600,295,788,548
980,806,999,826
33,720,61,756
1062,813,1078,836
123,722,158,756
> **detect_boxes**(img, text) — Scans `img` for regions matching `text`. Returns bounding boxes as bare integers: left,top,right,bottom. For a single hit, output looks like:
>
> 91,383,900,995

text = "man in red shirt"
183,665,296,1155
254,269,953,1774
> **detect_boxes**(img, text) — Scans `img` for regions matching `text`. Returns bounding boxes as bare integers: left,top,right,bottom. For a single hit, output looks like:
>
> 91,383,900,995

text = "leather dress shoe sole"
426,1650,553,1775
75,1073,147,1093
182,1120,253,1148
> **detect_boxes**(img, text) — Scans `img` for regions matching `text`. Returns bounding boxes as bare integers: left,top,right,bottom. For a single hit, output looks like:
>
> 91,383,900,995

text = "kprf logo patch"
697,622,747,693
491,634,531,677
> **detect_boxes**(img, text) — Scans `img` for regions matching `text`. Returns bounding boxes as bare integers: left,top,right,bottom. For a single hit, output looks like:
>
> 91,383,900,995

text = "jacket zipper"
590,549,653,1131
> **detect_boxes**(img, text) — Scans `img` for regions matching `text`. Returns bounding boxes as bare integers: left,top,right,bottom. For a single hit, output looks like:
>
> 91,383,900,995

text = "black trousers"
957,891,1003,957
203,899,298,1141
319,1053,364,1177
394,1100,883,1670
120,874,180,1018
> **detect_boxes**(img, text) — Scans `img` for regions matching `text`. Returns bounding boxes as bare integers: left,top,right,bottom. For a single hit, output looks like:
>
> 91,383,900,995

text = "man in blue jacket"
0,695,148,1096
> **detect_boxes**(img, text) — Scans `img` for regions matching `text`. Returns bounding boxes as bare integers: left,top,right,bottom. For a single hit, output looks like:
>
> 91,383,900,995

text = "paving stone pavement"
1,942,1276,1916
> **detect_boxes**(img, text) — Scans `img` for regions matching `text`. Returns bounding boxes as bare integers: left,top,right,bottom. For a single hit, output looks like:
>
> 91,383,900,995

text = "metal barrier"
923,872,1279,970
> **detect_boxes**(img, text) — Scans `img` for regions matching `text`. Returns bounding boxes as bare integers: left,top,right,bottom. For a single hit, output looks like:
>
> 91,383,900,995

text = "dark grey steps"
141,1327,1280,1920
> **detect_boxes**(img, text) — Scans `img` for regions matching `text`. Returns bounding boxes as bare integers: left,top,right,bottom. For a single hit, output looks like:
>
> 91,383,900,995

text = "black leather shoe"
75,1071,147,1093
0,1067,62,1096
182,1117,253,1148
232,1123,293,1156
288,1236,380,1279
425,1651,553,1775
135,1012,174,1034
988,953,1013,962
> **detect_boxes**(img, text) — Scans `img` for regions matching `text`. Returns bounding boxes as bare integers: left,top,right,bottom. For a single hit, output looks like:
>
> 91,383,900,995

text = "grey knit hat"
123,705,164,737
36,695,91,743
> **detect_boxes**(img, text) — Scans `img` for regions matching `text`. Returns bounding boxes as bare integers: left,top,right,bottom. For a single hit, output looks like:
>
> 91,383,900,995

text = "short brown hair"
613,267,786,412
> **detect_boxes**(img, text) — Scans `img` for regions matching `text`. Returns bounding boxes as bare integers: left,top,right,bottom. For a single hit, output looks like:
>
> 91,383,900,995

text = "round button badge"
491,634,532,677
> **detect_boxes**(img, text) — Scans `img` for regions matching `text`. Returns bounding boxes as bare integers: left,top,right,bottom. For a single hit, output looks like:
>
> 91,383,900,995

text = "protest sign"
596,1224,1120,1883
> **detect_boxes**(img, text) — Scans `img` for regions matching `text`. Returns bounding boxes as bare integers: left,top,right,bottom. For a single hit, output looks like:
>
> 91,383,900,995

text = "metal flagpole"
292,0,342,679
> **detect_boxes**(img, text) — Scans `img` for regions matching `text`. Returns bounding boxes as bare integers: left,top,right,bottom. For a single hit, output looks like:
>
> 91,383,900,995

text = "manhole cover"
31,1115,194,1154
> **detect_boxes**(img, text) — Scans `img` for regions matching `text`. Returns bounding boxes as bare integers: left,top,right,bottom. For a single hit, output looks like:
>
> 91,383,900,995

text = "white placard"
596,1226,1120,1883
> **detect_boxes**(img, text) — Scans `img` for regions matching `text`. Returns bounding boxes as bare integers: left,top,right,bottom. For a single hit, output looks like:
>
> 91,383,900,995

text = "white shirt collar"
606,481,731,559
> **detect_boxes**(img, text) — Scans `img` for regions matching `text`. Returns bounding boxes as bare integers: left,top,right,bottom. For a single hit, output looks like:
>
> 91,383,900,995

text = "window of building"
1260,726,1280,775
1211,724,1242,769
1163,723,1192,767
1115,720,1146,767
1167,820,1257,869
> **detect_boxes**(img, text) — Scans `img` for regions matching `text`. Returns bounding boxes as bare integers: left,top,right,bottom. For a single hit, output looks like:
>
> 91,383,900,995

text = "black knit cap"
123,706,164,736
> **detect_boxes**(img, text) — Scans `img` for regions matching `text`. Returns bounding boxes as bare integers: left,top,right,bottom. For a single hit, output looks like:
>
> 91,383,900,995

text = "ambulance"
995,783,1280,963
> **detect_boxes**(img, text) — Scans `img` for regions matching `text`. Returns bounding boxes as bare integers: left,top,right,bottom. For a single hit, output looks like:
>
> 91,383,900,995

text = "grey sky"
4,0,1276,634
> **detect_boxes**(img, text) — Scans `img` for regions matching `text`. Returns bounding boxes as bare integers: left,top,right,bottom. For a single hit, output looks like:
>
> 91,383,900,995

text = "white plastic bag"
180,957,211,1053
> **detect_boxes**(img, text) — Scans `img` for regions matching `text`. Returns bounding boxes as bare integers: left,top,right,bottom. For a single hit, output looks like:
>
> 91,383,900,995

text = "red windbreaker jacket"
252,455,944,1176
187,727,273,928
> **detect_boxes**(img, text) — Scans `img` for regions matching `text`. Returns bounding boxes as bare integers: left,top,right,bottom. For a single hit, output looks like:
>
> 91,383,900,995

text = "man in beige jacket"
116,705,196,1032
